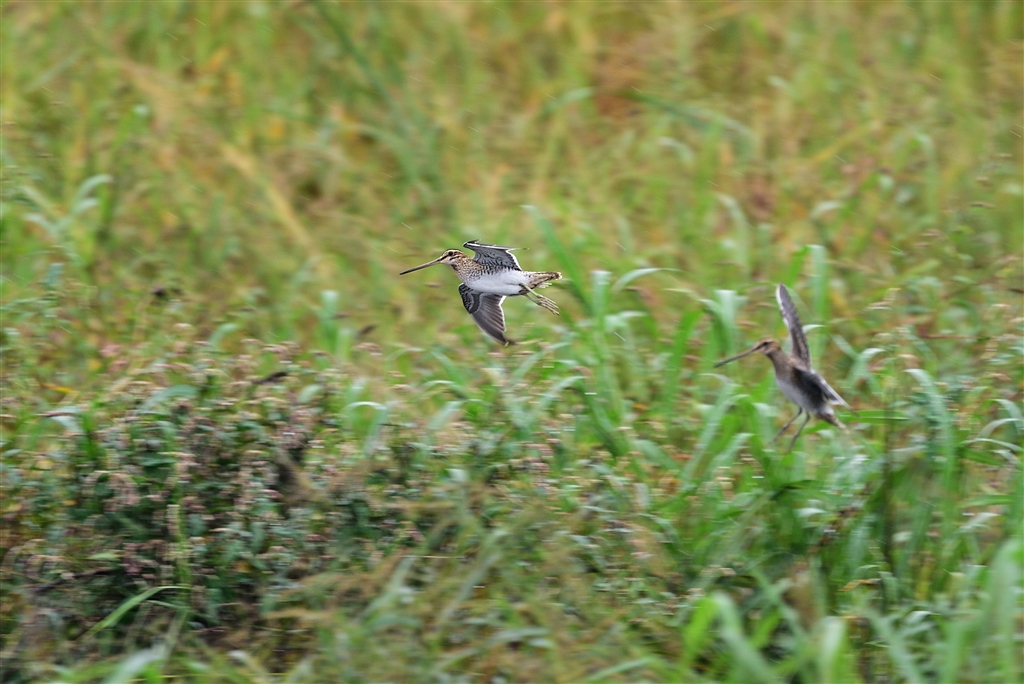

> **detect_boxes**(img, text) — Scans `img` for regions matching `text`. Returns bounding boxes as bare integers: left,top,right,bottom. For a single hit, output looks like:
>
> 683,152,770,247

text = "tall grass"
1,1,1021,681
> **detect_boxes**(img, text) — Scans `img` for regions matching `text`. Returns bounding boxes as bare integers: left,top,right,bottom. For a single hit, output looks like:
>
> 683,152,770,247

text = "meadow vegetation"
2,1,1022,681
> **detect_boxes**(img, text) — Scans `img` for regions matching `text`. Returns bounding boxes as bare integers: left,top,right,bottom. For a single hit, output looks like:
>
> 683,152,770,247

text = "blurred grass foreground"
2,1,1022,681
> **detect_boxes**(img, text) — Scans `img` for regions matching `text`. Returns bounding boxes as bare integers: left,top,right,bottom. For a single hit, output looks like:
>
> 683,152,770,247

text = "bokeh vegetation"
2,1,1022,681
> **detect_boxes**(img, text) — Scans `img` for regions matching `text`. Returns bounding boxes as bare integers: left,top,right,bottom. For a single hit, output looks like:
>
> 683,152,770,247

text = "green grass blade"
524,205,591,314
79,586,185,642
712,592,780,683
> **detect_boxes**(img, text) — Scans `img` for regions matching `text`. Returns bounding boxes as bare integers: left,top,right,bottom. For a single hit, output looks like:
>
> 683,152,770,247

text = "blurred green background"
5,0,1020,355
2,1,1022,681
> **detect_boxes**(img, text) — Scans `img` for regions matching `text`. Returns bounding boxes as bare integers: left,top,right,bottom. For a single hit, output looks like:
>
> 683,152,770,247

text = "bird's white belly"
462,271,529,296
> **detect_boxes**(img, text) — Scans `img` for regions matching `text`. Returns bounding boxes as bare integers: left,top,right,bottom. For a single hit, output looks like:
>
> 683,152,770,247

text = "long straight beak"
714,346,759,368
399,257,444,275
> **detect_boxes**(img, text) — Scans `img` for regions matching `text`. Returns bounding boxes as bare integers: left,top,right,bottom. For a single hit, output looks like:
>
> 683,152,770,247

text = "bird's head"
751,338,781,354
399,249,465,275
714,338,781,367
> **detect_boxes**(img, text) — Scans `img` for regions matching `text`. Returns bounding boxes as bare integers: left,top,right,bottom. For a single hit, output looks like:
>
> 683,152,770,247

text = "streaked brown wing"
463,240,522,270
459,284,511,345
776,284,811,367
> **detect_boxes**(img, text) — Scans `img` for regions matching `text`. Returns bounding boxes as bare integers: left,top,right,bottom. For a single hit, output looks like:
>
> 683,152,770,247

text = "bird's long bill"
713,346,759,368
399,257,444,275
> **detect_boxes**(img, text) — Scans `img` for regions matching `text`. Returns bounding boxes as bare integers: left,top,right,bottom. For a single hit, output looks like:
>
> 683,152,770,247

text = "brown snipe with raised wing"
715,284,854,450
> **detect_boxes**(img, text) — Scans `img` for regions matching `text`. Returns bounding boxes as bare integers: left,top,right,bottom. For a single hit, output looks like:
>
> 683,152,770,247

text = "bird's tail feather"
824,412,849,433
529,272,561,289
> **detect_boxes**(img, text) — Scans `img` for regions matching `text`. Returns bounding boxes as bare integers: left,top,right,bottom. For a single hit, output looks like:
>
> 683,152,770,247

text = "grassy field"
2,1,1022,681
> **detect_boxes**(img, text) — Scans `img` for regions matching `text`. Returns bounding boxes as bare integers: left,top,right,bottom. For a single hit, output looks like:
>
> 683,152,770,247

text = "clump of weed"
0,331,429,671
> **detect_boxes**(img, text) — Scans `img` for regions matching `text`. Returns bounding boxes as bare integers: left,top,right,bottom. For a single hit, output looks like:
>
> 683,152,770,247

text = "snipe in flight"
715,284,854,450
400,240,562,345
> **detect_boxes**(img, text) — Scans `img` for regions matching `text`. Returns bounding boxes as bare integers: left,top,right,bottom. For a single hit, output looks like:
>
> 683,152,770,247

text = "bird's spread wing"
777,284,811,367
459,284,510,345
795,366,853,411
463,240,522,270
818,374,853,410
